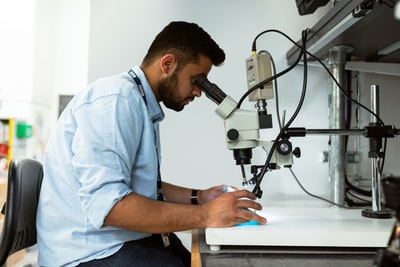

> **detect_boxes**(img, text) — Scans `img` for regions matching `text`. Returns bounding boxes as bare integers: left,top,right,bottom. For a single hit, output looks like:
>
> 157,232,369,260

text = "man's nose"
193,86,202,97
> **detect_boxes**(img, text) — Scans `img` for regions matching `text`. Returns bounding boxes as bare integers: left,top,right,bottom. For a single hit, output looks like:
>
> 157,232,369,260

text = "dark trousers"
78,233,191,267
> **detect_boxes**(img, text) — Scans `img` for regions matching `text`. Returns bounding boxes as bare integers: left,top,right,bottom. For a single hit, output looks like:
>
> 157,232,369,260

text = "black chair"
0,158,43,266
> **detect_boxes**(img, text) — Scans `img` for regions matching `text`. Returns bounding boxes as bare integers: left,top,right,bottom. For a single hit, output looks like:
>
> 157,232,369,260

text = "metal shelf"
287,0,400,66
345,61,400,76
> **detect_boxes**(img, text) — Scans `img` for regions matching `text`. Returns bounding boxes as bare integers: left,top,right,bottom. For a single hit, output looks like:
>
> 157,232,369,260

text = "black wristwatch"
191,189,199,205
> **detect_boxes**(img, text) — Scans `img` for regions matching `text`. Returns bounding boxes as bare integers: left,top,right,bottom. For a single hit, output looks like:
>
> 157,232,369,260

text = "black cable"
249,28,385,125
381,138,387,173
345,174,372,197
249,28,386,125
252,29,309,197
305,49,386,126
238,29,311,109
251,29,297,54
246,27,391,199
237,46,303,108
290,34,389,206
343,132,372,197
345,192,371,207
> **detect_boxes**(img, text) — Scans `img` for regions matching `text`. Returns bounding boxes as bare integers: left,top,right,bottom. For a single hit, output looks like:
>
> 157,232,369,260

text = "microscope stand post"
362,85,391,219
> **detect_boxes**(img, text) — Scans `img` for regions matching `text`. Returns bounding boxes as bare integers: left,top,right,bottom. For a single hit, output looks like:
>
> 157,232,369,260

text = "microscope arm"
283,126,399,138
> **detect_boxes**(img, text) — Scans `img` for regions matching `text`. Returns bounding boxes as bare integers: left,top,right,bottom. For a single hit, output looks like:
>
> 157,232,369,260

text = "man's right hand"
201,189,267,228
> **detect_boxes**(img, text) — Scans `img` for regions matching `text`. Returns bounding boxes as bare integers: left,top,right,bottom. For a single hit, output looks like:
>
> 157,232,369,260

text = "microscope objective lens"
240,164,246,179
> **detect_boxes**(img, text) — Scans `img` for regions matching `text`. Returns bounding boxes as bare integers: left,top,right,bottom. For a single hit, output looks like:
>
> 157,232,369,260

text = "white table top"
206,206,395,248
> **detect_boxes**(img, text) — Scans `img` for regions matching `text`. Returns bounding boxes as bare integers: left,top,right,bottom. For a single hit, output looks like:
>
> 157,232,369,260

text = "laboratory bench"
191,205,395,267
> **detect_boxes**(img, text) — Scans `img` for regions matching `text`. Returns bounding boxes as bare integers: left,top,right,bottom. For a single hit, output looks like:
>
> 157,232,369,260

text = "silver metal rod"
371,85,380,123
328,46,349,206
371,158,382,211
370,84,382,212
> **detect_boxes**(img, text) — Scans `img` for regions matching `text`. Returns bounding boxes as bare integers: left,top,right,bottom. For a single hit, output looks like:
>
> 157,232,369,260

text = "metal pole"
362,85,391,218
371,85,381,212
328,46,348,206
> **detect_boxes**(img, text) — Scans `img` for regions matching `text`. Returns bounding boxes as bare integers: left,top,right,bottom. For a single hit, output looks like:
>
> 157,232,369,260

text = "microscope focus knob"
227,129,239,140
293,147,301,158
277,139,292,155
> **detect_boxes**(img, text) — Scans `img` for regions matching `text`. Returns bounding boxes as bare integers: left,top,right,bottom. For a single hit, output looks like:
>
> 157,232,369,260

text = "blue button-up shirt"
37,66,165,266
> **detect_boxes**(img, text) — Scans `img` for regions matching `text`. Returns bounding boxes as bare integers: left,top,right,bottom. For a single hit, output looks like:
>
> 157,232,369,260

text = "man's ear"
160,54,177,75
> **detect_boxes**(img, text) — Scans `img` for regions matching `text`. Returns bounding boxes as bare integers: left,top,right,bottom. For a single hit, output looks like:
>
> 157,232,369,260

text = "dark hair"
141,21,225,71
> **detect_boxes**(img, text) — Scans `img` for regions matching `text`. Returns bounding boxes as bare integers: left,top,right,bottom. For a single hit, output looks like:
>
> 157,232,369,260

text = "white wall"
0,0,46,160
33,0,90,128
88,0,334,203
0,0,90,160
0,0,35,104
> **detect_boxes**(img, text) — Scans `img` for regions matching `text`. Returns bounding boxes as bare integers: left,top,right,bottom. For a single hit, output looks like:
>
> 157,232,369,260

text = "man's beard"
158,71,187,112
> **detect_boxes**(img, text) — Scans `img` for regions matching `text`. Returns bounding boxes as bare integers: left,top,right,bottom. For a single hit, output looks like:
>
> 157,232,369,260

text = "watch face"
191,189,198,204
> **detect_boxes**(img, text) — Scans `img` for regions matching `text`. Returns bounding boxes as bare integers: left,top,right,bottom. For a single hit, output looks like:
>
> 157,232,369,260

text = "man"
37,21,266,267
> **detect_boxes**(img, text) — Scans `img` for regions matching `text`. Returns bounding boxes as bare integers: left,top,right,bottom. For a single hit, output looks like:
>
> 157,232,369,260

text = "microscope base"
362,208,392,219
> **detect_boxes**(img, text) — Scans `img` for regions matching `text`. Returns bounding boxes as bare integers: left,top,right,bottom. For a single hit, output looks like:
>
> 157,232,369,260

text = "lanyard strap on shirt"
128,70,147,105
128,69,164,201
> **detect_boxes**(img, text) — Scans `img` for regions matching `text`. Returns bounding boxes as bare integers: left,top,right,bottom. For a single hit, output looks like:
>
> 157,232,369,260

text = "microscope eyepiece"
195,74,227,105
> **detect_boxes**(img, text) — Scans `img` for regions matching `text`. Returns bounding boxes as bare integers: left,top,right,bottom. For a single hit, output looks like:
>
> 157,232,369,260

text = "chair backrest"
0,158,43,266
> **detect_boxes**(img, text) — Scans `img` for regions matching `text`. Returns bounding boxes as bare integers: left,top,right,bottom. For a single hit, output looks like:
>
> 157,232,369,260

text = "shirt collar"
131,66,165,123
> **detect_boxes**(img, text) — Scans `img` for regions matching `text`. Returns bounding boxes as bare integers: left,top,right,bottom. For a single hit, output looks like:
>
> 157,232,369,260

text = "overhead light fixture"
377,40,400,56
